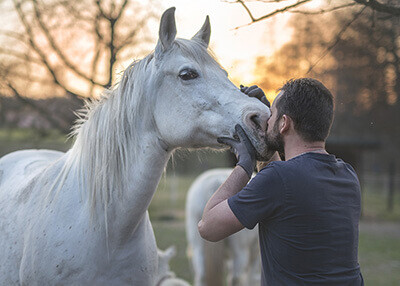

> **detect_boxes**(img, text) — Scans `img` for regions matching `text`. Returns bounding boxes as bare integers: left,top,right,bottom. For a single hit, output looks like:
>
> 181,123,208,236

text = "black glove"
217,124,256,178
240,85,270,107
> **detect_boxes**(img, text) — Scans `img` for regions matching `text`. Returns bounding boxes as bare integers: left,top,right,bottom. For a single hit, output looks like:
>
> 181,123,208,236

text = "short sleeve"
228,164,285,229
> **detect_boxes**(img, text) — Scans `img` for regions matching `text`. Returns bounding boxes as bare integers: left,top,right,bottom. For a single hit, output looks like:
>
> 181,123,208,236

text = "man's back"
228,152,364,285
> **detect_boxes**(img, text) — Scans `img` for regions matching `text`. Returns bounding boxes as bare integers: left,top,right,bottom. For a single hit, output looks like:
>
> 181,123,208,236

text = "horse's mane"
174,38,225,76
68,53,155,210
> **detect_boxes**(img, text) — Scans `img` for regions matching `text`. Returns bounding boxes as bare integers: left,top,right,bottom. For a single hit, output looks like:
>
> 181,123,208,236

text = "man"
198,78,364,285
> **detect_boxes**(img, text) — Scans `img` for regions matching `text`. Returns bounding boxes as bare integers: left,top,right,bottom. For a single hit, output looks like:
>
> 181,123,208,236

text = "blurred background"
0,0,399,284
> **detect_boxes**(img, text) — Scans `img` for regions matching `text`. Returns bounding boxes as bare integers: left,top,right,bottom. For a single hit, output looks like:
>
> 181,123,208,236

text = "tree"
0,0,159,132
228,0,399,28
253,5,400,161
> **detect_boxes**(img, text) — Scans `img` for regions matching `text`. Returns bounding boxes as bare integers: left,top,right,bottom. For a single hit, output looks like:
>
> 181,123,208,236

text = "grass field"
1,129,400,285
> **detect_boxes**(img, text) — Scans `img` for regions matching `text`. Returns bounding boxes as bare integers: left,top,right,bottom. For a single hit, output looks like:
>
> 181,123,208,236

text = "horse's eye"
179,69,198,80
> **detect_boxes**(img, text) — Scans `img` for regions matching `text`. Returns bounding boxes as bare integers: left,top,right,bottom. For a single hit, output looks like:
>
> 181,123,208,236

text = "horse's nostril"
246,112,268,132
250,114,262,129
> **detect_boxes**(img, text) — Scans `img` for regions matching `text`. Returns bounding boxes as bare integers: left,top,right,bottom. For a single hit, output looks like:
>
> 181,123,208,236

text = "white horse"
186,169,261,286
0,7,270,285
156,246,190,286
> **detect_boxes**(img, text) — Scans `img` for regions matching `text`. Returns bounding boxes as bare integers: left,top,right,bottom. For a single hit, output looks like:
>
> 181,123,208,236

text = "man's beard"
265,120,284,158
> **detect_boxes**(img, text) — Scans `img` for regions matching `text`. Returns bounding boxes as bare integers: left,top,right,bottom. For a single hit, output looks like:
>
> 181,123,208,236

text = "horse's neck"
69,93,172,246
111,133,171,243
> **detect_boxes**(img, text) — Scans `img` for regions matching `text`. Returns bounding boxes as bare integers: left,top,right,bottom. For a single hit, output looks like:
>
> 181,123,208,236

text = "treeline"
0,96,78,132
254,5,400,166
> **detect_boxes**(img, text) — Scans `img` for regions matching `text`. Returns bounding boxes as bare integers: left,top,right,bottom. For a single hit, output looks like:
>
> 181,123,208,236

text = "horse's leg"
204,240,225,286
248,234,261,286
191,242,206,286
186,205,207,286
190,238,225,286
228,234,250,286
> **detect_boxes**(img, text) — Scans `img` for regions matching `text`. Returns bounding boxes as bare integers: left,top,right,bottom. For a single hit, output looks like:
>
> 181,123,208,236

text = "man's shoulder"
258,161,283,177
259,158,300,174
250,163,285,189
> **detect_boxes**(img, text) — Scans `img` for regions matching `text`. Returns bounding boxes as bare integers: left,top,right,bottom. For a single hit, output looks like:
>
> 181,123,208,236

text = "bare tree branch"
0,0,156,132
0,47,42,64
13,0,84,102
236,0,257,22
6,72,56,86
291,3,357,15
353,0,400,16
306,6,367,74
0,29,27,43
31,0,106,87
62,0,95,22
95,0,111,21
94,12,106,44
234,0,399,29
89,43,102,97
6,81,70,133
115,0,129,21
223,0,293,4
233,0,312,29
115,16,152,51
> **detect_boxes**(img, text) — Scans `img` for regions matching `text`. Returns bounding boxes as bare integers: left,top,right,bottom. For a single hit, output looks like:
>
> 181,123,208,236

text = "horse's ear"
191,16,210,48
155,7,177,56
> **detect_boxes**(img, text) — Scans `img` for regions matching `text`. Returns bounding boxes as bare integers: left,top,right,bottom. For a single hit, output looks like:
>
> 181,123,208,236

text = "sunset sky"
0,0,324,101
160,0,295,101
158,0,324,101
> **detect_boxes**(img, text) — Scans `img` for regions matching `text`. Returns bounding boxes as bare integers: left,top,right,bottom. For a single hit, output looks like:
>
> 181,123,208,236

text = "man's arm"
198,151,280,242
198,165,249,242
198,124,257,242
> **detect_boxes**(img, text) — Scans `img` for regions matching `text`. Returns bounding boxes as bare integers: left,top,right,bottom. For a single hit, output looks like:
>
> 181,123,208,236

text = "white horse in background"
156,246,190,286
186,169,261,286
0,7,270,285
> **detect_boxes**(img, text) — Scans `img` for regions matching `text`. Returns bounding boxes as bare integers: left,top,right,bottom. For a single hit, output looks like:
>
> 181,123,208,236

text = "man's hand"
240,84,270,107
218,124,256,179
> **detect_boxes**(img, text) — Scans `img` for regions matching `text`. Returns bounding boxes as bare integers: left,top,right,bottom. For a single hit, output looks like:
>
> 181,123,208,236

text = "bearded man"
198,78,364,285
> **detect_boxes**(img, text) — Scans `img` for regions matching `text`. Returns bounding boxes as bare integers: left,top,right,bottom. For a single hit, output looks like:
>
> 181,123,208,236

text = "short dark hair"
277,78,334,142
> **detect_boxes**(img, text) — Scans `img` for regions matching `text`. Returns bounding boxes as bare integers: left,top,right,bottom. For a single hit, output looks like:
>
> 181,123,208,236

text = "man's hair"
277,78,334,142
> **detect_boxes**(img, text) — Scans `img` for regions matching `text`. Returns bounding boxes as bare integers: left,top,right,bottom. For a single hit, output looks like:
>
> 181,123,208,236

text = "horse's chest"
95,217,159,284
20,222,159,285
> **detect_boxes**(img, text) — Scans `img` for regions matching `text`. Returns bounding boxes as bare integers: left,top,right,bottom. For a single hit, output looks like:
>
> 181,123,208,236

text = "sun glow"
0,0,292,98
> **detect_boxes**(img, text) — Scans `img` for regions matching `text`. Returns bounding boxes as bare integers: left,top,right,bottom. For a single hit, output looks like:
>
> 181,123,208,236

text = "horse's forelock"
173,38,223,73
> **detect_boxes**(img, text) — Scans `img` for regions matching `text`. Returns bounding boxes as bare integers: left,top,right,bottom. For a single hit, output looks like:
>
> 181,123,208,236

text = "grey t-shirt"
228,153,364,285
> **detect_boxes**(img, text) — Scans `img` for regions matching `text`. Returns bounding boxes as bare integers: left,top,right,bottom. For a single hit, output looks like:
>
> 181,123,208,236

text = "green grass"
0,128,71,157
149,174,195,221
359,232,400,286
153,221,192,283
362,189,400,221
150,175,197,283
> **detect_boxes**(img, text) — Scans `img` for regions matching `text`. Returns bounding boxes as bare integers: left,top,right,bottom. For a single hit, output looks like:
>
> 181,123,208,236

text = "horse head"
149,7,271,159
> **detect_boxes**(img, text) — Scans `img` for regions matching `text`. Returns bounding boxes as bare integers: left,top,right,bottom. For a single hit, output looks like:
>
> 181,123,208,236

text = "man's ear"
280,115,291,134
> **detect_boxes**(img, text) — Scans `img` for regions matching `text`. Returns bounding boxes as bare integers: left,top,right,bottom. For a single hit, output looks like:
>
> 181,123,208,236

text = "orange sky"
160,0,295,102
1,0,322,102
